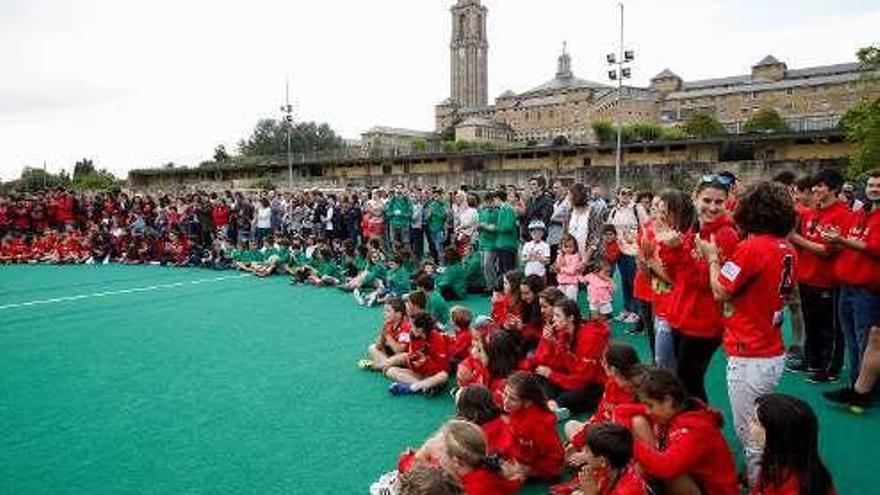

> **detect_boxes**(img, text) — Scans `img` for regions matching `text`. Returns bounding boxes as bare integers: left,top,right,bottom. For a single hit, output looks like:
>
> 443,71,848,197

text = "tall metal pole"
614,2,624,192
282,77,294,190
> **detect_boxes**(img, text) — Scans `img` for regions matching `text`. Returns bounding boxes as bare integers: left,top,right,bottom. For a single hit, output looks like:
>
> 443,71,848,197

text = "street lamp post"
280,78,294,190
606,2,633,192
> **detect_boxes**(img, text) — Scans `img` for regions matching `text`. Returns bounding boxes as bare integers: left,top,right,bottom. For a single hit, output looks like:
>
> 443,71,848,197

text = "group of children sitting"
364,280,832,495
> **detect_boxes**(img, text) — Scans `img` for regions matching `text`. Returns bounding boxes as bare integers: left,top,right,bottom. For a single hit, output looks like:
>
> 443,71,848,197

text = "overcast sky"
1,0,878,181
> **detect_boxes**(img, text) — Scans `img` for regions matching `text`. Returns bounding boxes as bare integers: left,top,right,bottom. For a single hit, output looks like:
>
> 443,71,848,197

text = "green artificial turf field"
0,265,876,494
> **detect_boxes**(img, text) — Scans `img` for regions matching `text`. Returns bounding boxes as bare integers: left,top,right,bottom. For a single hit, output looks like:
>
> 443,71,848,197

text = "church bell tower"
450,0,488,108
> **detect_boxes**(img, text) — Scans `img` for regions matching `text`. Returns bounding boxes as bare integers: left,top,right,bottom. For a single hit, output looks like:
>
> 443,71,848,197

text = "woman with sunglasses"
656,176,739,402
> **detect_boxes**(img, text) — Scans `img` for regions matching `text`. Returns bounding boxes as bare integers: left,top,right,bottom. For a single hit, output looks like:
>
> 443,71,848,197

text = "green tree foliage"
841,46,880,178
213,144,230,163
626,122,664,142
552,135,570,147
743,107,790,134
72,158,96,180
71,169,120,191
441,140,457,153
12,167,70,192
238,119,343,156
682,112,726,137
251,177,276,190
410,138,428,152
591,120,615,144
662,126,687,141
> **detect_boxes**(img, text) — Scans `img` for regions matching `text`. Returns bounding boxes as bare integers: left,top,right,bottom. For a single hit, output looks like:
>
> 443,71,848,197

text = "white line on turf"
0,274,250,311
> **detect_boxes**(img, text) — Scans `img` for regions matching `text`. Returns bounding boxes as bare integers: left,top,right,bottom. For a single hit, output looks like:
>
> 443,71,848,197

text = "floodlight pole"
614,3,624,192
282,77,294,190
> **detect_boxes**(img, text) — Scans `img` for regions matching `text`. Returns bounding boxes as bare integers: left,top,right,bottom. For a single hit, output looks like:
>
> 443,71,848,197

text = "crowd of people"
1,167,878,495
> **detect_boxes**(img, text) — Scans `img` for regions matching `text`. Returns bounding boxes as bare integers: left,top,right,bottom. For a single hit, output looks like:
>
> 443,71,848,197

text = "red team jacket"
507,404,565,480
570,378,637,450
546,321,610,391
633,405,738,495
660,216,739,339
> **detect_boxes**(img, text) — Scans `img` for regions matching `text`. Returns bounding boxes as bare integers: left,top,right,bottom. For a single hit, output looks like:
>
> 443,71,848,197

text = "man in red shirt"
698,181,798,488
822,168,880,392
791,168,850,383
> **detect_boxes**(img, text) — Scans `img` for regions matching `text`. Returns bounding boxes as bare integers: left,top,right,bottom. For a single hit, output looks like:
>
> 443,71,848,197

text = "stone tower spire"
450,0,488,108
556,41,572,79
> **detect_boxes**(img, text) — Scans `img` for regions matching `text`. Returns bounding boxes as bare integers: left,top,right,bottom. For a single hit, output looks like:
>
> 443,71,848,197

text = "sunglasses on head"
700,174,733,190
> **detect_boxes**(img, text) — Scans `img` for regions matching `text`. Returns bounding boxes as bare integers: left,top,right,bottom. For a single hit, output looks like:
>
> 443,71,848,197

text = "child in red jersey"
454,385,518,468
360,297,411,371
456,333,491,391
384,312,450,396
502,371,565,482
512,274,546,344
566,343,642,458
457,329,524,406
628,368,738,495
533,299,609,415
490,270,523,331
571,423,647,495
448,306,474,366
699,181,799,487
749,394,835,495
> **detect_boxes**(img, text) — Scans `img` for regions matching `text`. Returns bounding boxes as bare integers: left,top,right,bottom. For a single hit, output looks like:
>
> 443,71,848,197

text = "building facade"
435,0,879,145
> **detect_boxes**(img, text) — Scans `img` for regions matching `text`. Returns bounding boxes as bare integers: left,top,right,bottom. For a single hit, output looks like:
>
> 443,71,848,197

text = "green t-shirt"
437,262,467,300
425,199,448,233
463,252,485,291
361,261,387,287
477,206,497,252
386,266,412,295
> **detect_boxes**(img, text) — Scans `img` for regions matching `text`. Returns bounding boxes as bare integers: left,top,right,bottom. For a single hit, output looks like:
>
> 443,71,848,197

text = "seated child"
382,312,450,397
359,297,411,371
416,274,450,328
502,371,565,482
448,306,474,367
562,423,647,495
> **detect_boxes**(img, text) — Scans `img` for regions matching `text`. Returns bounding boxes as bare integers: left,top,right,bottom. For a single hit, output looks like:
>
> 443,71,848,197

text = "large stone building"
435,0,878,145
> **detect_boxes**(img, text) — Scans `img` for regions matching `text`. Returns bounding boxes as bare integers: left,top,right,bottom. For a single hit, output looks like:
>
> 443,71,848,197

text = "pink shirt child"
581,272,615,307
556,253,582,285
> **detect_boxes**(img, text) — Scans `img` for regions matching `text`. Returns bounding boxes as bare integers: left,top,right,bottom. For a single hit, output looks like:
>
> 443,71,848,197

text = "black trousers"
536,376,604,415
674,331,720,403
800,283,839,372
496,249,517,280
636,301,656,360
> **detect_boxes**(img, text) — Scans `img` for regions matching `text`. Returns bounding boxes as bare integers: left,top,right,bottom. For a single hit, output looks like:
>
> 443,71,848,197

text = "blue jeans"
429,229,446,262
654,317,677,370
838,285,880,385
615,254,638,313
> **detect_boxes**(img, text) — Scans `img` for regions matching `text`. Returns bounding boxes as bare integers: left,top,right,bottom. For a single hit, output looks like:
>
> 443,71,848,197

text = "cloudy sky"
1,0,878,181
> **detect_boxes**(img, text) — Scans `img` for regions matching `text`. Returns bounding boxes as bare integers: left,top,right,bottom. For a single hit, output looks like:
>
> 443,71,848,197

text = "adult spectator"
385,183,413,250
608,186,644,323
522,176,554,241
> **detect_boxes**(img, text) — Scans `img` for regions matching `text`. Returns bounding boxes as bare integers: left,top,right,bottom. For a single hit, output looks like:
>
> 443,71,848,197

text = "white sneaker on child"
353,289,365,306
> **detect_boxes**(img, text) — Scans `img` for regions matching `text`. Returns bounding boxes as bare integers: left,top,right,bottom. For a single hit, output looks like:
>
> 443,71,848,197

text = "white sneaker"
624,313,640,324
614,312,629,322
353,289,365,306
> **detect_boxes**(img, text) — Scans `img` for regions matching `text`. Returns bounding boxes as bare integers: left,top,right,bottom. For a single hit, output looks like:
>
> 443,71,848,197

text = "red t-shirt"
546,321,609,391
716,234,797,358
212,205,230,228
407,330,449,376
460,467,521,495
797,201,850,287
448,326,472,362
481,416,518,461
633,220,655,303
833,207,880,291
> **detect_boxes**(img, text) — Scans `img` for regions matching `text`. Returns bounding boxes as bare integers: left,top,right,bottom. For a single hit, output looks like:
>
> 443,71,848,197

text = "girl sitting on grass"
383,312,450,397
502,371,565,482
359,297,411,371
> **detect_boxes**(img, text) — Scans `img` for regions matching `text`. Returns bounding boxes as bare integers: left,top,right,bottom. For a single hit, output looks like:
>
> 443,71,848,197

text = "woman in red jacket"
502,371,565,481
454,385,520,480
630,368,738,495
657,178,739,402
749,394,834,495
534,298,609,414
439,420,521,495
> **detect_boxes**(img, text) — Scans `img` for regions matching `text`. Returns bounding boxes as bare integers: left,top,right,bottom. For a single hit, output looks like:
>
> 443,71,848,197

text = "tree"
410,138,428,153
591,120,615,144
682,112,726,137
743,107,790,134
14,167,70,192
238,119,344,156
213,145,230,163
662,126,687,141
626,122,664,142
71,169,120,191
841,45,880,178
552,135,570,147
73,158,95,180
